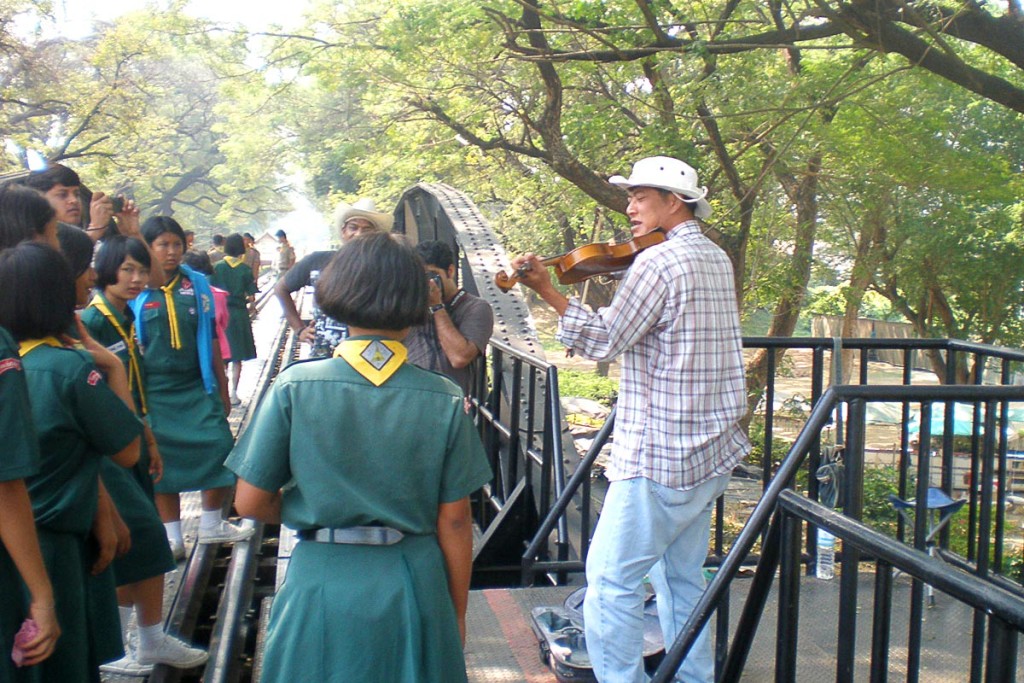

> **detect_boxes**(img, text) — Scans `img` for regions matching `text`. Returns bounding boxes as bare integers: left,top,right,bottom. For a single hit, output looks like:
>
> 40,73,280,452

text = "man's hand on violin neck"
511,253,570,316
510,254,550,292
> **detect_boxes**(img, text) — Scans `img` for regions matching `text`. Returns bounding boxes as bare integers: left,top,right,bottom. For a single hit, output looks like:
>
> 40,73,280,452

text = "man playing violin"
511,156,750,683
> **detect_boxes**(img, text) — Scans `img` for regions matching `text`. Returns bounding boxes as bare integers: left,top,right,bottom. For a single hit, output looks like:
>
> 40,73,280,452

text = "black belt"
297,526,404,546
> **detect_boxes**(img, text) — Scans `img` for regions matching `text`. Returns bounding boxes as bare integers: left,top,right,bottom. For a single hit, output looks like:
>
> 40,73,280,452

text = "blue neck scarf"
131,264,217,394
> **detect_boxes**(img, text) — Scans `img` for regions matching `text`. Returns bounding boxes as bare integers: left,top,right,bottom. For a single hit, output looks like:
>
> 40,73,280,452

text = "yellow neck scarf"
17,336,62,357
161,273,183,350
223,255,245,268
334,338,407,386
88,294,147,414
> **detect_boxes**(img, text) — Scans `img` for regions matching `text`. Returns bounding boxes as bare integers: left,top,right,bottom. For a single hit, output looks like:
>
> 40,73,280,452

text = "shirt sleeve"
555,256,669,362
69,358,143,457
0,352,40,481
458,299,494,353
280,253,317,294
439,403,492,503
226,380,293,492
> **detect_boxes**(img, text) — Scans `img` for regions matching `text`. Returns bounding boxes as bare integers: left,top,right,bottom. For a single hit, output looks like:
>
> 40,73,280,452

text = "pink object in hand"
11,618,39,667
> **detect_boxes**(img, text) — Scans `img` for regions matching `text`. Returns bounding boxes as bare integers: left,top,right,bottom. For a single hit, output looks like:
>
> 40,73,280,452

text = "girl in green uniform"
0,242,141,683
0,324,61,683
82,235,208,675
0,191,61,681
227,233,492,683
210,233,257,405
135,217,253,557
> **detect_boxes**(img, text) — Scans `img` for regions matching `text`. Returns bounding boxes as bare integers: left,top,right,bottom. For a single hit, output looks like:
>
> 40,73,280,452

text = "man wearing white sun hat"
512,156,750,682
275,198,394,358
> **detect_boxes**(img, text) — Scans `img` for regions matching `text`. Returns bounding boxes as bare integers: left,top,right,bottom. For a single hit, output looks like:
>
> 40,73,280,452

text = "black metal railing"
651,384,1024,683
469,336,1024,678
471,336,1024,585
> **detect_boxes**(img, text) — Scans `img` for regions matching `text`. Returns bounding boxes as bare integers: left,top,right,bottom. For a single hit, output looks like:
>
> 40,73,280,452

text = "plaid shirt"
557,221,750,490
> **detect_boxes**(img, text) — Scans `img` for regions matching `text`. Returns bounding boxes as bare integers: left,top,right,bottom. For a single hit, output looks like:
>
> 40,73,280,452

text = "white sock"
118,606,134,645
137,622,164,656
200,509,222,531
164,521,183,545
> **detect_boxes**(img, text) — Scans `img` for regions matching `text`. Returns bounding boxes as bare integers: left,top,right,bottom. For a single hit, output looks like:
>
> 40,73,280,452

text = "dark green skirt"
100,457,176,585
224,302,256,362
260,536,468,683
14,530,123,683
146,371,236,494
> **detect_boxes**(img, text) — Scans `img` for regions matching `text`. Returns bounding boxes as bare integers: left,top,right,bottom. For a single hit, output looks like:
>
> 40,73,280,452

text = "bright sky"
52,0,312,38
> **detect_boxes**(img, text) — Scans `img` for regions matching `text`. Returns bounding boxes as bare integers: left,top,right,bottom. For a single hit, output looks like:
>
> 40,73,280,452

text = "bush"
861,465,907,535
746,418,794,468
556,368,618,406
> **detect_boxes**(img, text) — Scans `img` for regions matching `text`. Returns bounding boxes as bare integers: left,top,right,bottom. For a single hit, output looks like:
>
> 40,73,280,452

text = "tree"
0,4,290,233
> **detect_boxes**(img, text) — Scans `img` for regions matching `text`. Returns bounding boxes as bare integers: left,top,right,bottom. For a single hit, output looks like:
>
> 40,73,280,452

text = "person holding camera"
404,240,493,397
20,164,139,243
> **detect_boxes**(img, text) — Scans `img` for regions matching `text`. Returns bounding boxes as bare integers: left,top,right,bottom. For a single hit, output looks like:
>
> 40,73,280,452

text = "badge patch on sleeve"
87,370,102,386
334,339,407,386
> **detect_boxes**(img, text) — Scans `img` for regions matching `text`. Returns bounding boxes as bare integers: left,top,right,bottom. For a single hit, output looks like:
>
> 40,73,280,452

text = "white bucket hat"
609,156,712,219
333,198,394,233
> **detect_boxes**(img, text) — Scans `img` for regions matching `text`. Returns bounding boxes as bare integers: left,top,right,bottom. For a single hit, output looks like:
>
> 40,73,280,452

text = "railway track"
144,284,302,683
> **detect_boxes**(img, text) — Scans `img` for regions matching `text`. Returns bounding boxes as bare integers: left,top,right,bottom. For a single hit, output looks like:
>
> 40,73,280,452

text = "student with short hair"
0,242,142,681
83,235,208,675
0,183,59,249
228,233,491,682
135,217,252,559
210,233,257,405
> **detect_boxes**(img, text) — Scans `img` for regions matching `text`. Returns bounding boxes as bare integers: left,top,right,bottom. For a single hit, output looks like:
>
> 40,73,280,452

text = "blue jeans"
583,474,730,683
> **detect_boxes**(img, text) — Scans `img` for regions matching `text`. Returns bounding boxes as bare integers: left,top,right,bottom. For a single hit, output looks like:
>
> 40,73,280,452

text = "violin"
495,229,666,292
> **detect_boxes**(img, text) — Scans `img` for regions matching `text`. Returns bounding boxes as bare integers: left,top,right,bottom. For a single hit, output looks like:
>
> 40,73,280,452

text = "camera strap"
448,289,467,311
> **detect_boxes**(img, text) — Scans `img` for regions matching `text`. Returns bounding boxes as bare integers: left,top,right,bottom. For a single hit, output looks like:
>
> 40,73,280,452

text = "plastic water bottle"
817,528,835,580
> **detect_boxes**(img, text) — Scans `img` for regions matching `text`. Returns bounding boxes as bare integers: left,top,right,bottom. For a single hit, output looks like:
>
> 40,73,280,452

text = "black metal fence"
652,385,1024,683
469,336,1024,680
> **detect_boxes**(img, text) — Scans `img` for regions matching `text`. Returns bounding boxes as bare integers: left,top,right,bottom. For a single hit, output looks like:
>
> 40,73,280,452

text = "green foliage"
555,368,618,406
804,287,902,322
861,465,905,535
746,418,794,469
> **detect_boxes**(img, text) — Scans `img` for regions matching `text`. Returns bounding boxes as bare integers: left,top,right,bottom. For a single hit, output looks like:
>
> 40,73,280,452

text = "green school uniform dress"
19,339,143,683
136,271,235,494
210,257,257,362
81,295,176,585
226,337,492,683
0,327,41,683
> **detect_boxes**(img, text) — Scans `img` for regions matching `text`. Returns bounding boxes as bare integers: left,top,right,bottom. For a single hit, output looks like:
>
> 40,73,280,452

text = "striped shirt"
556,221,750,490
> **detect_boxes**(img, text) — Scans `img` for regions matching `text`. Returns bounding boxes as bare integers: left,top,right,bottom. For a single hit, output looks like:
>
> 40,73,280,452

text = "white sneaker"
100,652,153,676
169,537,186,562
136,634,208,669
198,519,255,544
230,393,241,406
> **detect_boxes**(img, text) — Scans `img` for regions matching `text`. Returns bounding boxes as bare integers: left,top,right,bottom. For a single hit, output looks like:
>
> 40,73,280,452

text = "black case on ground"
528,587,665,682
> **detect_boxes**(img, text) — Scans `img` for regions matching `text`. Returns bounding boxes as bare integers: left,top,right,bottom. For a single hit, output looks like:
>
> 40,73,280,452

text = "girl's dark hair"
0,184,55,249
0,242,76,340
94,235,151,288
224,233,246,257
183,249,214,275
141,215,186,246
316,232,429,331
57,223,94,278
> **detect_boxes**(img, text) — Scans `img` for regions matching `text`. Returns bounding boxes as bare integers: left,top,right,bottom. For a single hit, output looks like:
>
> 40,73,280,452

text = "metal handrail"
651,383,1024,683
497,335,1024,587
